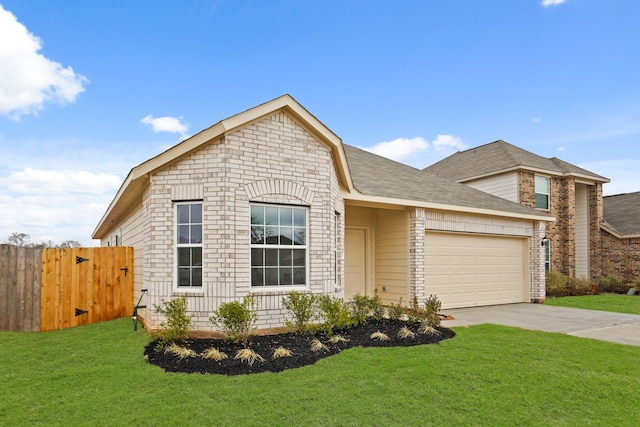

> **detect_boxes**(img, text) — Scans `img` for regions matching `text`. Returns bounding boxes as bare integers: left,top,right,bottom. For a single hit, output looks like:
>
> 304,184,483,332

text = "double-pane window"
250,204,307,287
176,203,202,288
535,176,550,210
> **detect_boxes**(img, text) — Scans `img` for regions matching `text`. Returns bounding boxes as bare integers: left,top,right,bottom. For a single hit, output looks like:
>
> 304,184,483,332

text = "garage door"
424,232,529,309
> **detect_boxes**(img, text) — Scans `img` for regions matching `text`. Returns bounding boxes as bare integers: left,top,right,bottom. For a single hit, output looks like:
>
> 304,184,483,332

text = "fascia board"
600,223,640,239
342,190,556,222
458,166,609,184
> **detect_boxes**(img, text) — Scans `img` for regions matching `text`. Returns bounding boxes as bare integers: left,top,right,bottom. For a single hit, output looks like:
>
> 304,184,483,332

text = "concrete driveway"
441,303,640,346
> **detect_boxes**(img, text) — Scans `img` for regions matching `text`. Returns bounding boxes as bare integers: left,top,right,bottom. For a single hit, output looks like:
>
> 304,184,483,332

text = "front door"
345,228,366,300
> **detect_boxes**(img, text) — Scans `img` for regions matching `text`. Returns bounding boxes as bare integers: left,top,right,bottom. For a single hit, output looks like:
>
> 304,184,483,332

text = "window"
334,212,339,286
176,202,202,288
544,239,551,273
250,204,307,287
535,176,550,210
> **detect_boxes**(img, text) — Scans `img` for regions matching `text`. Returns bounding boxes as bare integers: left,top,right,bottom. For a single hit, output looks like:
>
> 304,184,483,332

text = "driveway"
441,303,640,346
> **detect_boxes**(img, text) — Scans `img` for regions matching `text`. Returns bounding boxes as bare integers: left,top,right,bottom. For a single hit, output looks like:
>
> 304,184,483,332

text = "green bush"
546,271,569,297
386,299,405,320
153,296,192,348
282,291,317,333
598,275,630,294
406,296,428,324
317,295,354,336
423,294,442,328
210,296,258,345
349,291,385,325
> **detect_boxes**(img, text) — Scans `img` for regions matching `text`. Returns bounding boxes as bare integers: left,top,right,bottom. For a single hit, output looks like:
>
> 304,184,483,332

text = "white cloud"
532,117,542,123
362,135,467,165
364,137,429,162
0,168,121,245
0,5,88,120
541,0,566,7
431,134,467,152
556,146,565,152
141,115,188,135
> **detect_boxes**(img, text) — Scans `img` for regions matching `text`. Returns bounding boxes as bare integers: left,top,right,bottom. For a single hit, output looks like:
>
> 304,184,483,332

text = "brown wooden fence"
0,244,42,331
0,245,133,332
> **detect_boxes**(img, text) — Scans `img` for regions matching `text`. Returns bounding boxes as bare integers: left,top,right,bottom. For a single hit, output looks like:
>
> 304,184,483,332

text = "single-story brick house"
93,95,552,332
424,140,640,282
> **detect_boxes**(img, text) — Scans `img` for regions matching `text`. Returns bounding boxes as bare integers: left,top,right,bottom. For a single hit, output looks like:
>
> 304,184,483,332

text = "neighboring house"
600,192,640,281
93,96,552,332
424,140,639,282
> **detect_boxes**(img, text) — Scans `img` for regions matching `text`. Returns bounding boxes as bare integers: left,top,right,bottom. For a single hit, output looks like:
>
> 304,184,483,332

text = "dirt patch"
145,318,455,376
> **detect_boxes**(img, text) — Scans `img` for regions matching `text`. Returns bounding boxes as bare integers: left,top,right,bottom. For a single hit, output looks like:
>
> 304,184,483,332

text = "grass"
1,318,640,426
545,294,640,315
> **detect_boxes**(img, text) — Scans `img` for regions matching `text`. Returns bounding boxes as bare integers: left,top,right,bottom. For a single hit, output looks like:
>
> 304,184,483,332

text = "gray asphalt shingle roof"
423,140,609,182
603,192,640,236
343,144,550,217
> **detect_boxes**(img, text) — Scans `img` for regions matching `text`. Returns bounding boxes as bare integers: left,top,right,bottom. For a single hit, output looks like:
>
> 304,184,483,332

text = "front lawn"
1,318,639,426
545,294,640,315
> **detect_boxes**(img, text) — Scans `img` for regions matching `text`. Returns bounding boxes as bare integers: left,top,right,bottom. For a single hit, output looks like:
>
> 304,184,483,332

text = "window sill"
250,286,308,296
172,289,205,297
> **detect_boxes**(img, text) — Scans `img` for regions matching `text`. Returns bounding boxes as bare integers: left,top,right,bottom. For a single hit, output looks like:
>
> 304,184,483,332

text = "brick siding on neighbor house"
588,183,604,279
598,231,640,282
139,111,344,332
520,171,582,278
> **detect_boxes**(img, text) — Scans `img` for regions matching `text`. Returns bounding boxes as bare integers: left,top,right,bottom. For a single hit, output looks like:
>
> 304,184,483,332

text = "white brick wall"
138,111,344,332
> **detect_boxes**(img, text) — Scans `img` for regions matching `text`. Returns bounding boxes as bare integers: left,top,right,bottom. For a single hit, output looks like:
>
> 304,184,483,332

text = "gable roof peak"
424,139,609,183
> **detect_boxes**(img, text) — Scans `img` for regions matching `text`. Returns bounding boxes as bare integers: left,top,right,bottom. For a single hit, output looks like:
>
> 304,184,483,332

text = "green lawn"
1,319,639,426
545,293,640,315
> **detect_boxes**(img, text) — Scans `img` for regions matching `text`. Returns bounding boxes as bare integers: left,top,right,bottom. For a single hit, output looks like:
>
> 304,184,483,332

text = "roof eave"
343,191,555,222
600,223,640,239
457,166,610,184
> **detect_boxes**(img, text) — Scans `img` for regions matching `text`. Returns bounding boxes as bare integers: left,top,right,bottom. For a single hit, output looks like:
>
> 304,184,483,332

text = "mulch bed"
144,318,455,376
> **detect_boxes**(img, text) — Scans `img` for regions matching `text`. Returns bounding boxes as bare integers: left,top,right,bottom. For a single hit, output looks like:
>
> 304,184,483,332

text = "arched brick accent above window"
243,179,315,205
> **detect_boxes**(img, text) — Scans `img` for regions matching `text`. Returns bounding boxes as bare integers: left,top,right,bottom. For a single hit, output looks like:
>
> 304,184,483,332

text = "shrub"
282,291,317,333
317,295,354,335
153,296,192,348
406,296,428,324
423,294,442,328
348,290,385,325
209,295,258,345
370,331,390,341
349,294,376,325
546,271,569,297
386,299,405,320
565,276,594,296
598,275,630,294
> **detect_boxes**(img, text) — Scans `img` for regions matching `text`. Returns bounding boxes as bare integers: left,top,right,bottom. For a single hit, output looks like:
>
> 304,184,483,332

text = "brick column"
409,208,426,306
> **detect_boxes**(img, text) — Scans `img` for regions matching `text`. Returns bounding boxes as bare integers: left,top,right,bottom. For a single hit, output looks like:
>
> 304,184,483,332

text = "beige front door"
345,228,366,300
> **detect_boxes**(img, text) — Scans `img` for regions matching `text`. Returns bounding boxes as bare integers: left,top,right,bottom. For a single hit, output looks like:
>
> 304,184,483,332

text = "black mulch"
144,318,455,376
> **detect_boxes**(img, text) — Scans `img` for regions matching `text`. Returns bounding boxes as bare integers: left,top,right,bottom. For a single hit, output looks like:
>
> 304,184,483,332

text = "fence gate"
40,247,133,332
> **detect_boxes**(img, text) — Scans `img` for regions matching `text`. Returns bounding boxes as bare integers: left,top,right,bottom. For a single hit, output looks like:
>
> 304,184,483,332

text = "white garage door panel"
425,232,528,309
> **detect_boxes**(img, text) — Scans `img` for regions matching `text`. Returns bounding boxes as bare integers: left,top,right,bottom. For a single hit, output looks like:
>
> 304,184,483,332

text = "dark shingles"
603,192,640,236
424,140,608,182
343,144,550,217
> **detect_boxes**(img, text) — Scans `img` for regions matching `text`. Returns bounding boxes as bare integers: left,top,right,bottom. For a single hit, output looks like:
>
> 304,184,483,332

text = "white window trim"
250,203,309,290
174,201,204,291
535,175,551,211
544,239,551,273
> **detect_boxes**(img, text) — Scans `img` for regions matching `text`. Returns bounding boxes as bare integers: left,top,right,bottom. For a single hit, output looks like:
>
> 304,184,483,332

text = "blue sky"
1,0,639,245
